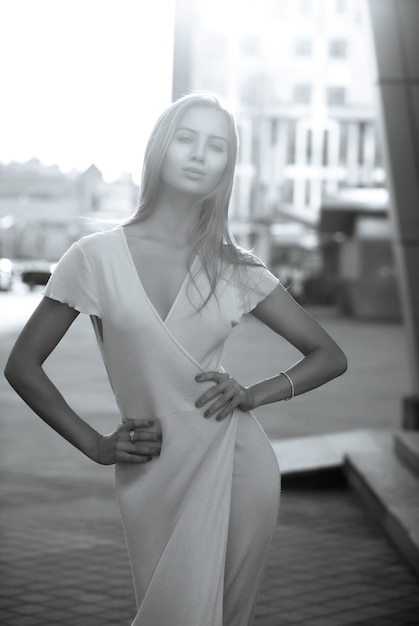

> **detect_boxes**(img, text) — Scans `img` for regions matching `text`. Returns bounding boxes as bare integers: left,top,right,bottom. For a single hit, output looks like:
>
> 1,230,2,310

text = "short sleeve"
236,261,285,315
43,241,101,316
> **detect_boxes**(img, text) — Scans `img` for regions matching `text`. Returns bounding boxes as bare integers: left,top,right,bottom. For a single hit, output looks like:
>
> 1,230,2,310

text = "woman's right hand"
92,419,162,465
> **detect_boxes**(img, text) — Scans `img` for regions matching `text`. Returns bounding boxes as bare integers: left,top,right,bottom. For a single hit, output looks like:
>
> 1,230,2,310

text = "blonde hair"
126,92,262,308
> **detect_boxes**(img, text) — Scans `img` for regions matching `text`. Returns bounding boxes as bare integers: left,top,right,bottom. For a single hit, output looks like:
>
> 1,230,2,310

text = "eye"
176,134,194,143
209,143,224,152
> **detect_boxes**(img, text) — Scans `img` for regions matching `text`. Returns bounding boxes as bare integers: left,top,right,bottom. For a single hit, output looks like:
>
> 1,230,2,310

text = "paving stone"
0,599,25,611
4,617,44,626
12,604,49,616
45,597,78,610
306,603,343,616
298,616,347,626
356,619,402,626
254,485,419,626
0,610,19,622
18,593,51,604
357,617,418,626
62,616,113,626
40,609,76,622
2,470,419,626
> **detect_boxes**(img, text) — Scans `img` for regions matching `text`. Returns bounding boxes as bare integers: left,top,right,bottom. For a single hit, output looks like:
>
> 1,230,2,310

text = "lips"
183,167,206,175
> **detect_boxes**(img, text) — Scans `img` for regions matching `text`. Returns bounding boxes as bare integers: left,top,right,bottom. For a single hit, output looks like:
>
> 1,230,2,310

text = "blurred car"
0,257,13,291
20,260,57,290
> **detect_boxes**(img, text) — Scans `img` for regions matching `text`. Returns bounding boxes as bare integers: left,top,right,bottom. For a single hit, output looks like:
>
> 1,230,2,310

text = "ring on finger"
129,430,135,443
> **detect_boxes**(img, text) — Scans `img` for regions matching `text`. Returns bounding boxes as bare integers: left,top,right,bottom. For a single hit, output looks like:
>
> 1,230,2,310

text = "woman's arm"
247,286,347,408
4,297,161,464
195,286,347,419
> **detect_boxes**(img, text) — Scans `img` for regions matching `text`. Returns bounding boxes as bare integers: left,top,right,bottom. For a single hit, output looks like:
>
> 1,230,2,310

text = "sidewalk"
1,469,419,625
1,295,418,624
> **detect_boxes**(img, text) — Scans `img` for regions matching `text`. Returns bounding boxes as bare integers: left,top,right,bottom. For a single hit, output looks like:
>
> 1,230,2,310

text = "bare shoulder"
76,228,120,251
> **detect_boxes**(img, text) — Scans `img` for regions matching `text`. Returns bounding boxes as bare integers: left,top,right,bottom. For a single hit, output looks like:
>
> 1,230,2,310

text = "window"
293,84,312,104
329,39,347,58
294,39,312,56
281,180,294,204
327,86,346,106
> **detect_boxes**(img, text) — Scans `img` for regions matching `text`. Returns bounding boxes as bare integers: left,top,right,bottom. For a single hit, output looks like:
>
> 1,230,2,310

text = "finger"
196,381,231,407
129,431,162,443
117,451,154,464
133,445,161,456
123,419,156,430
196,376,239,407
120,442,161,456
195,371,229,384
204,393,235,418
215,398,240,421
135,443,161,456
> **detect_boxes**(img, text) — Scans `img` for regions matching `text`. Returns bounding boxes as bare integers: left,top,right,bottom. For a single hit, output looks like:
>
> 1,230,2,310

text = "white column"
363,122,376,185
367,0,419,426
294,120,308,210
326,121,340,196
347,121,360,185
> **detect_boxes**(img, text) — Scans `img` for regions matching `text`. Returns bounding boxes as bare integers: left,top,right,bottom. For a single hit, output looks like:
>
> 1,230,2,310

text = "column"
367,0,419,427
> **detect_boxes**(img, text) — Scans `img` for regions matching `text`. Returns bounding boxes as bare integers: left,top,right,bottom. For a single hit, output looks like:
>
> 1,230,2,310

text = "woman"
5,92,347,625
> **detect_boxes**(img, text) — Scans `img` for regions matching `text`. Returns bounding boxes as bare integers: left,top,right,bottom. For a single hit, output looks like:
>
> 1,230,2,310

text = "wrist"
245,373,295,409
80,431,104,463
242,385,259,411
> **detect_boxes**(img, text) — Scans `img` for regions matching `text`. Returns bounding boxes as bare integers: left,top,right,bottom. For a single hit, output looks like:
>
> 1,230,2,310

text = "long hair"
126,92,263,308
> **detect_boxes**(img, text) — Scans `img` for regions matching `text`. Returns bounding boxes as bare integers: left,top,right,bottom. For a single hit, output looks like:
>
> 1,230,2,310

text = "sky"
0,0,176,182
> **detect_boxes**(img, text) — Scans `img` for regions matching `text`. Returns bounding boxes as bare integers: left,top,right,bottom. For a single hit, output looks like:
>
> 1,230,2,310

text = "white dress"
43,227,283,626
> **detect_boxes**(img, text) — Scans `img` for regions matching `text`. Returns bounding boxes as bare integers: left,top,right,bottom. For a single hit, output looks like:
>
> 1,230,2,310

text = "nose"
190,139,206,163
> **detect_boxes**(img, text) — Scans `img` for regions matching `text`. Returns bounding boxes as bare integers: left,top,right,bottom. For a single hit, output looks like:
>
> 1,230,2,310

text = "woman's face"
160,105,230,197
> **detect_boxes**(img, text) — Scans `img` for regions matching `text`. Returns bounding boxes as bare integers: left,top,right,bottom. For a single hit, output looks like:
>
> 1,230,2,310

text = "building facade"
175,0,385,253
0,159,138,260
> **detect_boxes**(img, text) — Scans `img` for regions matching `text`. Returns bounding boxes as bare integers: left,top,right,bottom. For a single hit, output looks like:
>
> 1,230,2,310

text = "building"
174,0,386,267
0,159,138,260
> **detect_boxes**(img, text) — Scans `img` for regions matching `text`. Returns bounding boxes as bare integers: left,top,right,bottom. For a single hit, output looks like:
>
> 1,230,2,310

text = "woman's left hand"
195,372,254,421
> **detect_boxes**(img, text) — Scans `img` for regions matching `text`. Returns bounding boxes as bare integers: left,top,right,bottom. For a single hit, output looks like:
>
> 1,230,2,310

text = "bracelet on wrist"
280,371,295,401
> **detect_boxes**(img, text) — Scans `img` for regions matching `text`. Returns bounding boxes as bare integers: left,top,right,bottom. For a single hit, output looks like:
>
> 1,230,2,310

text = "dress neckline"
119,227,196,324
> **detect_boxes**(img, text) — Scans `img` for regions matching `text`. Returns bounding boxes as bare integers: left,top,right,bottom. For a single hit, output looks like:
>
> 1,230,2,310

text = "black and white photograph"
1,1,418,625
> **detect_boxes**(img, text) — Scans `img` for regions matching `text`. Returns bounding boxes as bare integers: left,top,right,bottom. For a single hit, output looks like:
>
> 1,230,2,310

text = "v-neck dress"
43,227,284,626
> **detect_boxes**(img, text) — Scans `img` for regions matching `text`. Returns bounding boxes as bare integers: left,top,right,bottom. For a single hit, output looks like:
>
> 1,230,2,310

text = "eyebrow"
176,127,229,143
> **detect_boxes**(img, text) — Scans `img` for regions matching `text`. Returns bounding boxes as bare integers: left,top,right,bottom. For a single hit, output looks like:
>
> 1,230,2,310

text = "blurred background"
0,0,397,321
1,3,419,623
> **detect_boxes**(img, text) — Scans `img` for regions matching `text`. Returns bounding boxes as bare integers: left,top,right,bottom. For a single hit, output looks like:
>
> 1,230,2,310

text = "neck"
145,188,203,244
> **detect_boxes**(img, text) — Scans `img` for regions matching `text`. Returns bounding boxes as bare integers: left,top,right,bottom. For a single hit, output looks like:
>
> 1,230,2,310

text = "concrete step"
344,440,419,577
272,428,396,476
395,431,419,476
